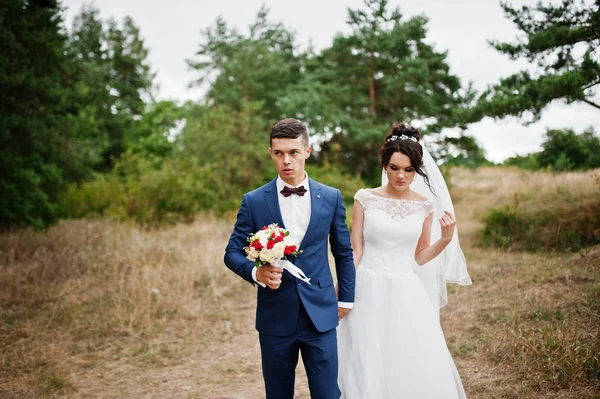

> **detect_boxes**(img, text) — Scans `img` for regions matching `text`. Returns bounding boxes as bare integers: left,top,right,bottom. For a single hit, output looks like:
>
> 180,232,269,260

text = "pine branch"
581,98,600,110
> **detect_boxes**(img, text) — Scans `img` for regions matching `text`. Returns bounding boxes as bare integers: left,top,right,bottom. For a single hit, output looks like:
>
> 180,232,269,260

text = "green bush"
503,153,540,170
503,128,600,172
58,157,367,225
306,164,365,204
58,156,218,225
58,177,127,219
482,203,531,249
481,194,600,252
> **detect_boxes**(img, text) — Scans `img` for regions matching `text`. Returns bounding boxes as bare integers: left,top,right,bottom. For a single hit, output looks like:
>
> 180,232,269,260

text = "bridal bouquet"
245,223,311,284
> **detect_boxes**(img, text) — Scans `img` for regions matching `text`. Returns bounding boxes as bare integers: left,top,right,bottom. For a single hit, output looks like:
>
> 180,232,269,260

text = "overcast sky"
60,0,599,162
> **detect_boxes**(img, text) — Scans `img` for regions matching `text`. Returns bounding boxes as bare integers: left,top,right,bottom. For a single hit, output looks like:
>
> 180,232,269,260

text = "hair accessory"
387,134,418,143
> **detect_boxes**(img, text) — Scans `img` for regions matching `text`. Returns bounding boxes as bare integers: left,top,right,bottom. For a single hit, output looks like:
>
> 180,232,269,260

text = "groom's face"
269,137,312,186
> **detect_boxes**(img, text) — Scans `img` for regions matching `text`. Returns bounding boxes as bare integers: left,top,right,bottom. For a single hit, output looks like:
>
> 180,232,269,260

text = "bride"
338,123,472,398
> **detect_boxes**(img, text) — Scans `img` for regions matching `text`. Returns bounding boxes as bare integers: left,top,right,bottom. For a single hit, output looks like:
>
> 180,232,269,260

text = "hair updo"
379,122,434,194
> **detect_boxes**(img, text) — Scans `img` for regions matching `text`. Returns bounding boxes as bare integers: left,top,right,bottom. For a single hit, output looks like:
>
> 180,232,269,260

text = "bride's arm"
350,200,365,267
414,211,456,266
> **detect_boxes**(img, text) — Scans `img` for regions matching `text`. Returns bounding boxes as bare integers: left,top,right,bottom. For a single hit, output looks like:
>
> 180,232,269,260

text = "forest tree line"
2,0,598,228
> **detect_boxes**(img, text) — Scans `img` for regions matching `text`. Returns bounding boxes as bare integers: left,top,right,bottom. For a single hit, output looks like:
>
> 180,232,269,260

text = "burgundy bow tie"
280,185,307,197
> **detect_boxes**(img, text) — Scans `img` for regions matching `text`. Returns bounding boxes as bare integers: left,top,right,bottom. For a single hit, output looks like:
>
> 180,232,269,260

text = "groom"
224,118,355,399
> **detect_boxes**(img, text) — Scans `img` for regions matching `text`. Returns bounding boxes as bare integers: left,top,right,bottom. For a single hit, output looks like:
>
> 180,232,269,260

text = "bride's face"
385,152,416,192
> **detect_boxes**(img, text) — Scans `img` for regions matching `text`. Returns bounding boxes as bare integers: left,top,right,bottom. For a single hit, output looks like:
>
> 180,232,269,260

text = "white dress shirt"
276,174,312,245
252,174,352,309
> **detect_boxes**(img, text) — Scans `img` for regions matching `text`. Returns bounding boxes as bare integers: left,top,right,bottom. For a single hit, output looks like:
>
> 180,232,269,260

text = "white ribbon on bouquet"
272,259,311,285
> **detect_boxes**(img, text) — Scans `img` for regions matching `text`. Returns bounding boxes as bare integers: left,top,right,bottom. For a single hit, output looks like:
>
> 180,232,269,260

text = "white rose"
246,247,259,261
260,249,278,264
272,242,286,260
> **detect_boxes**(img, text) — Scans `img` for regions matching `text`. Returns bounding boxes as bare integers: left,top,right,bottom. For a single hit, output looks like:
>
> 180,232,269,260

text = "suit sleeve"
329,189,356,303
224,194,258,286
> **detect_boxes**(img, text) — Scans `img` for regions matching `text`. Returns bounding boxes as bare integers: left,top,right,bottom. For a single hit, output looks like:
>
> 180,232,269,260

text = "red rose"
262,226,268,230
276,235,284,242
251,240,262,250
267,240,275,250
284,245,298,255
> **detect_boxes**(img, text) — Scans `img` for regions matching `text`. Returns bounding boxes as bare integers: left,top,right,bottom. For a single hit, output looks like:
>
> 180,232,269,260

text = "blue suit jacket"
224,177,356,336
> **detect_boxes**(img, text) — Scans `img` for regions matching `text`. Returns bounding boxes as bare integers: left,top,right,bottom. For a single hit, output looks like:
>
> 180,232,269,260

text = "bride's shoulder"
354,187,372,196
354,188,366,199
354,188,373,206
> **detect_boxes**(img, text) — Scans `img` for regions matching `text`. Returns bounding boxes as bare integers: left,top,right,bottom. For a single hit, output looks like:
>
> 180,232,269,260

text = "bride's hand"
440,211,456,242
338,307,350,321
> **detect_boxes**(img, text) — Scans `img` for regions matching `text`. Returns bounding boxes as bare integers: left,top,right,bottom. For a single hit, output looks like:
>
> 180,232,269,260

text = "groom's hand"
257,265,284,290
338,307,350,320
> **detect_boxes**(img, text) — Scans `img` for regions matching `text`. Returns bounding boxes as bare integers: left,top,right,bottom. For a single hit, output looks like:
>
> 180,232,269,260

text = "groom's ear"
305,146,312,158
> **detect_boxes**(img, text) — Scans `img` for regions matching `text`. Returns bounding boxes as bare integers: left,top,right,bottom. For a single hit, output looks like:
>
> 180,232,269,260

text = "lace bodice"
355,189,433,222
354,188,434,274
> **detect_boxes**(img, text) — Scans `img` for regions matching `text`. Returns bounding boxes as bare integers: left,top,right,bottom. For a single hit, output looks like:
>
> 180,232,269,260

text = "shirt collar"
277,173,309,193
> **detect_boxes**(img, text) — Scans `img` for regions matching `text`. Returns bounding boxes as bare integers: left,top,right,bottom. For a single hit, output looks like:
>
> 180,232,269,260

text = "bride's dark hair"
379,122,435,194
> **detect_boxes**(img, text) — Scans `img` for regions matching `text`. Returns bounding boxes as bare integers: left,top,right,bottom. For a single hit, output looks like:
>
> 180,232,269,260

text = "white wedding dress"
338,189,466,399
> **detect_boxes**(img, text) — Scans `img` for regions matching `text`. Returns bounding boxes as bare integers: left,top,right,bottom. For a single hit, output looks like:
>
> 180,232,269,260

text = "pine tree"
477,0,600,122
0,0,71,228
281,0,476,181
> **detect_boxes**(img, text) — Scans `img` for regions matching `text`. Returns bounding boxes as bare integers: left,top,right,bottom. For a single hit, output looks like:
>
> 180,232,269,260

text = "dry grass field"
1,167,598,398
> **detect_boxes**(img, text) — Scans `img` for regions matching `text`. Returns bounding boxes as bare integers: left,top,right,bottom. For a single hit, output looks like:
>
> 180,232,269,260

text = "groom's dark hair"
270,118,309,147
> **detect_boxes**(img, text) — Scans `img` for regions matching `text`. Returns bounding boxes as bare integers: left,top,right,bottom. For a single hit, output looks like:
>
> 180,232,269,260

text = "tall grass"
480,187,600,251
0,217,241,397
449,167,600,240
443,167,600,398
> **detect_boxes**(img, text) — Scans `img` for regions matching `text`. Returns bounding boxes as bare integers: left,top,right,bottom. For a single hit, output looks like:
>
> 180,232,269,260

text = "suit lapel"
300,178,323,247
264,178,286,229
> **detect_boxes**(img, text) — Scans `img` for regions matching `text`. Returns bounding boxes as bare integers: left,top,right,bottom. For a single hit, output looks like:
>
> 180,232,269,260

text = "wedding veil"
382,143,472,312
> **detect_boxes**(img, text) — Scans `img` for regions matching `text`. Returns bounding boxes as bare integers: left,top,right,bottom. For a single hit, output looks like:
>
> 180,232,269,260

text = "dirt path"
65,281,492,399
65,283,313,399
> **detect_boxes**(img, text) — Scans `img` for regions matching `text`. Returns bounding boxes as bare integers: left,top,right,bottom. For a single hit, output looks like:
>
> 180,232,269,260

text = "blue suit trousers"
259,301,340,399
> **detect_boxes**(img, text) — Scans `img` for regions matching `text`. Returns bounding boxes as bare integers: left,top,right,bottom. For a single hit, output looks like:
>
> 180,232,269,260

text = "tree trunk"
355,150,368,179
369,69,376,115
